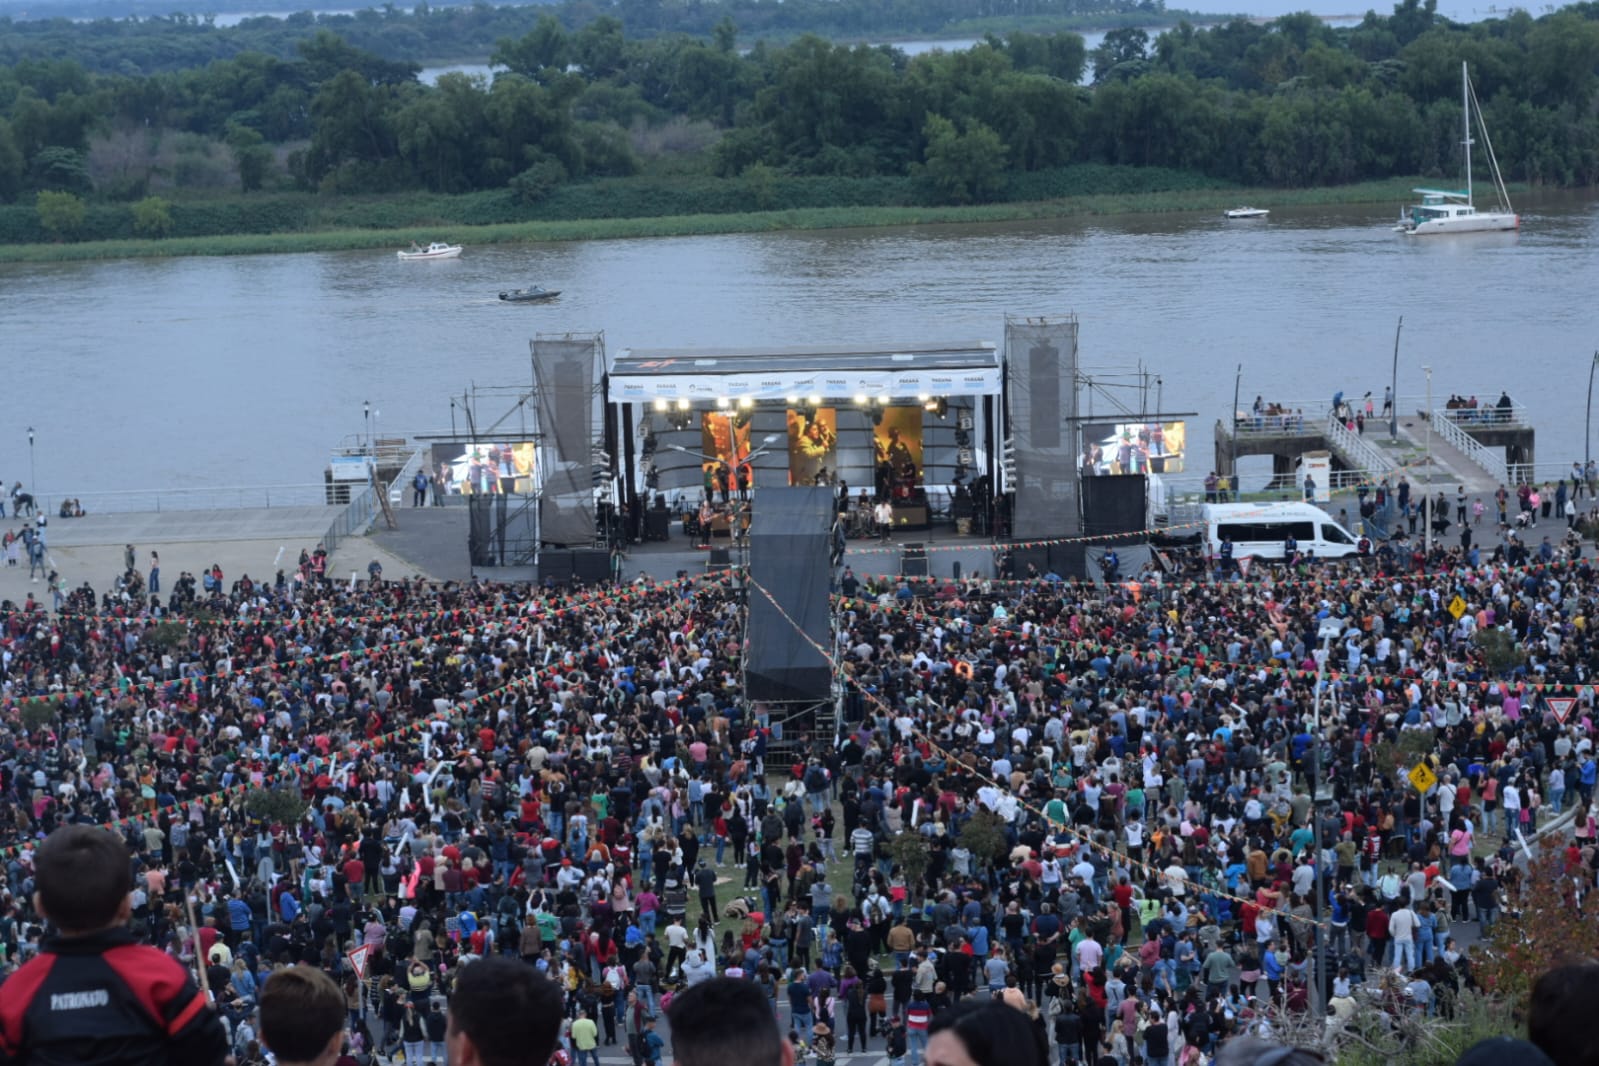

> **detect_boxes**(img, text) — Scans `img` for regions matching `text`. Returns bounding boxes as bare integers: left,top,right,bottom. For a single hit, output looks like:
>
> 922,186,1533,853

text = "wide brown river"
3,192,1596,498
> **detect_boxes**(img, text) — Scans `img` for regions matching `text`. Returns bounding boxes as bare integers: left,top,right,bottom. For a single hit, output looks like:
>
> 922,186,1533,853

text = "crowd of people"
1,527,1598,1066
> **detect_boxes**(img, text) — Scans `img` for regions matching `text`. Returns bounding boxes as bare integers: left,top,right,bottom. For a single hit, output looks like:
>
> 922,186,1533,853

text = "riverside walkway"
0,505,425,605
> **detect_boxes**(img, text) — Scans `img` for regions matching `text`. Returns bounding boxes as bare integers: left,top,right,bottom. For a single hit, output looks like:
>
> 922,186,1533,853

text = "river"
3,193,1596,498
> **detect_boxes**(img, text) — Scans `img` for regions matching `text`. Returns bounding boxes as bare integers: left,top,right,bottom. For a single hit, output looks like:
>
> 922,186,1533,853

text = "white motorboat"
1225,207,1269,219
1395,63,1518,235
397,242,463,260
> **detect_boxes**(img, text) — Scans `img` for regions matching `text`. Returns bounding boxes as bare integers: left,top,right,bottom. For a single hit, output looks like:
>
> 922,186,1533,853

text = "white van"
1201,502,1361,560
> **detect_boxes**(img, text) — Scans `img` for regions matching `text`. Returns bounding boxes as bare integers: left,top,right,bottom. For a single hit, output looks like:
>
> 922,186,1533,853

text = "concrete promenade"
0,505,431,605
0,499,1008,605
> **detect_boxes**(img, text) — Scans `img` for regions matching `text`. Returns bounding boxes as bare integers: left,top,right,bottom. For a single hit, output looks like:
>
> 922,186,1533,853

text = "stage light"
853,394,869,406
878,393,892,406
675,398,690,411
918,393,931,403
808,395,822,408
931,397,949,418
786,396,799,406
737,396,753,409
716,397,730,409
653,398,668,412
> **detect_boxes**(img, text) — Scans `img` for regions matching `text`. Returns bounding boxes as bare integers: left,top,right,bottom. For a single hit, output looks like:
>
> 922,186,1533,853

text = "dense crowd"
0,535,1596,1066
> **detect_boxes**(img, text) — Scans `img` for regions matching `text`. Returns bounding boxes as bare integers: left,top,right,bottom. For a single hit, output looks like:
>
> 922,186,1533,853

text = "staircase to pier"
1372,412,1506,498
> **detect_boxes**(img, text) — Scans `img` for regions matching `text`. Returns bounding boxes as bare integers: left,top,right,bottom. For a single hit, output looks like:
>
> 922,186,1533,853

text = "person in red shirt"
1365,904,1389,967
343,855,366,902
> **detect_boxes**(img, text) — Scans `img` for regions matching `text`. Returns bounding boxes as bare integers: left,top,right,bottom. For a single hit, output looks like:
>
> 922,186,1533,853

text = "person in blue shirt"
640,1018,665,1065
1262,939,1284,1002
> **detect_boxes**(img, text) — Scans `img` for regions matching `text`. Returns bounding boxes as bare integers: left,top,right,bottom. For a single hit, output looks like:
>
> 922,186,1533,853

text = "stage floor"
373,503,1001,584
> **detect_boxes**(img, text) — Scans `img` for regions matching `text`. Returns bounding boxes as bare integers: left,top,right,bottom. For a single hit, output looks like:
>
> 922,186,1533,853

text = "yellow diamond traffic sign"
1448,596,1467,620
1408,762,1438,794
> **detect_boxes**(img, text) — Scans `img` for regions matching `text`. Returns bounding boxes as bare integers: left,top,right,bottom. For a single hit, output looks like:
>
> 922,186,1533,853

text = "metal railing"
29,484,333,516
1261,468,1375,493
1435,402,1529,429
1507,462,1590,487
1325,415,1395,474
320,482,377,555
1430,409,1508,485
1228,413,1320,438
385,446,428,505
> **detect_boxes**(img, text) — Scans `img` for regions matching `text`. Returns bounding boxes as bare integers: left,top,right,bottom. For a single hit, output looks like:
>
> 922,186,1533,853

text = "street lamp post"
1586,351,1599,472
26,426,35,505
1310,616,1346,1018
1423,366,1433,555
1231,363,1242,478
363,400,372,455
1389,316,1404,440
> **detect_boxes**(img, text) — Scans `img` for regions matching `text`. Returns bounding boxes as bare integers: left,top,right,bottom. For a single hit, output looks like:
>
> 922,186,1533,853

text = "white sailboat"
1395,62,1518,235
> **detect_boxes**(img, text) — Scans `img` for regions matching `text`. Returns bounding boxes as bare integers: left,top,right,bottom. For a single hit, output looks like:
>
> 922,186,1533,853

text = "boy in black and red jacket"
0,824,229,1066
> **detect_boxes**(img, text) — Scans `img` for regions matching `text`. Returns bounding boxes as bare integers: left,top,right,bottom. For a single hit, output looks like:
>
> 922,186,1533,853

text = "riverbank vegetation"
1,0,1596,250
0,0,1190,73
0,175,1430,260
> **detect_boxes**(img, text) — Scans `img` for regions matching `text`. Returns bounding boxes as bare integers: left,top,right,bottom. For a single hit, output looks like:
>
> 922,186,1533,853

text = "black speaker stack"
899,542,929,577
537,548,611,586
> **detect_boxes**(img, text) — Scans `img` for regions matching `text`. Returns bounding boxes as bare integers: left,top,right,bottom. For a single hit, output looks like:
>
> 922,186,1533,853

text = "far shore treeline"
1,0,1597,248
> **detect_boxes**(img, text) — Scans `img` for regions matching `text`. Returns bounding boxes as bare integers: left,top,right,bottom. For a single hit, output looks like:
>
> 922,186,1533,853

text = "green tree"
1092,27,1150,83
35,189,86,240
572,16,627,79
508,155,567,204
921,112,1006,204
243,785,309,825
0,120,22,203
1473,627,1526,673
493,14,569,80
744,161,778,208
957,810,1010,870
226,123,274,192
131,195,173,236
303,69,400,187
29,146,92,194
886,832,931,895
18,697,60,733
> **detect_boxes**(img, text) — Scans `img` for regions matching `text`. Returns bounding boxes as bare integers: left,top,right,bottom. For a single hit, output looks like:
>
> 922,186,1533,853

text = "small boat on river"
398,242,462,260
1225,207,1270,219
499,287,561,303
1394,62,1517,235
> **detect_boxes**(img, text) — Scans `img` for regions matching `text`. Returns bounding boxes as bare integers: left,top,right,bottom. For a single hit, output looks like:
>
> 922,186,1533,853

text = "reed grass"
0,177,1428,263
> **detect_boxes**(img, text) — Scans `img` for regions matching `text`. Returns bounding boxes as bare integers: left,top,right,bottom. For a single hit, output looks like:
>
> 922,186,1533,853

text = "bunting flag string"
0,577,680,717
0,575,723,858
746,574,1331,929
850,592,1597,700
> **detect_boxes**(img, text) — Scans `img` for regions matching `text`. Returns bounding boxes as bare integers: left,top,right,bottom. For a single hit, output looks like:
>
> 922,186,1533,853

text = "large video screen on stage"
700,412,751,493
429,442,537,495
873,406,923,497
1081,420,1186,476
787,407,837,486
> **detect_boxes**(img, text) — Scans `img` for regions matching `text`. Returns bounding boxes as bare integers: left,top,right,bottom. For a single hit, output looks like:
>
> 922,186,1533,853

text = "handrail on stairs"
1325,414,1393,474
1430,409,1508,485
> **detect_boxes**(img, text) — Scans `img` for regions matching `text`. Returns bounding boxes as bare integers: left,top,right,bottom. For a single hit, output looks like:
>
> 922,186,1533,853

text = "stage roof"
607,341,1002,403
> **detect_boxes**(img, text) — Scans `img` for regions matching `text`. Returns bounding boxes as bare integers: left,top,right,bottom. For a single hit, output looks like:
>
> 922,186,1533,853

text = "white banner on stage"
608,367,1003,403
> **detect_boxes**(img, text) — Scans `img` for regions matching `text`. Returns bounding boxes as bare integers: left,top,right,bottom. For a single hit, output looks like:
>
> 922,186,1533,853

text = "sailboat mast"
1462,61,1473,206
